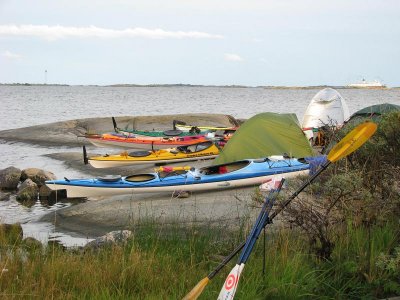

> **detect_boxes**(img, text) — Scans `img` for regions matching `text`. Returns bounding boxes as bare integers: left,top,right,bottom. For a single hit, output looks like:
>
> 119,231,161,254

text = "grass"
0,218,399,299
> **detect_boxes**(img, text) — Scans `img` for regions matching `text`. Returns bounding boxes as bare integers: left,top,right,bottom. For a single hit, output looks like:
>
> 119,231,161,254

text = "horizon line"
0,82,397,89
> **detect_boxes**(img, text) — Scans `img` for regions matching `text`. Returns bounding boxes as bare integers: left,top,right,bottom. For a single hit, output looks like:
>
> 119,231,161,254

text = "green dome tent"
213,112,314,165
321,103,400,154
347,103,400,123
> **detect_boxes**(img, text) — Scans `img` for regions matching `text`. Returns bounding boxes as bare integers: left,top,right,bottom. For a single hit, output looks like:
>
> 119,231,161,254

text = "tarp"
213,112,314,165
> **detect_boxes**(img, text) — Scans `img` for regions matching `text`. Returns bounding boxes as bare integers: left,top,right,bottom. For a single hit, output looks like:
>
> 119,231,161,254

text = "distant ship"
347,79,386,88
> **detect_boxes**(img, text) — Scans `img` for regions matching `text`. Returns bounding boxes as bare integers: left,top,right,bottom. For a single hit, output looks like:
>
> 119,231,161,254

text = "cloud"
224,53,243,62
0,24,224,41
2,50,22,59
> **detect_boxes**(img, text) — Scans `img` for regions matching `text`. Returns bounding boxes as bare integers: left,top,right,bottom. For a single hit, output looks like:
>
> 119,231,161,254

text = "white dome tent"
302,88,350,144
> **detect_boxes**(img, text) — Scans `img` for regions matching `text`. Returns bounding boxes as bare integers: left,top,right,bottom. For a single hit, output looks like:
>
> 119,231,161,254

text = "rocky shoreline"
0,113,239,146
0,166,61,202
0,113,258,240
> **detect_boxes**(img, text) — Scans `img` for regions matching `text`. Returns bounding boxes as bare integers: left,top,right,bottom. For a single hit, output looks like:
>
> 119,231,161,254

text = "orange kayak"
86,133,210,150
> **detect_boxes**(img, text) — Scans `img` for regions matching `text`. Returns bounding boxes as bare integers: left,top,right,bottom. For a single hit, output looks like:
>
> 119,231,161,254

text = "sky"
0,0,399,86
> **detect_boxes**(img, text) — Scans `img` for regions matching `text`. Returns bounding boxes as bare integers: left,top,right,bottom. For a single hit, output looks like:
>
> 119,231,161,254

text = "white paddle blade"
259,177,285,192
217,264,245,300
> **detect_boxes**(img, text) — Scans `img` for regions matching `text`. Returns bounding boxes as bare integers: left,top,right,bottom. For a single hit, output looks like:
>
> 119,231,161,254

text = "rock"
47,240,67,251
21,168,56,186
17,179,39,201
0,223,23,244
0,190,11,201
0,114,239,147
172,190,191,198
22,237,43,250
38,184,52,197
84,230,133,250
0,166,22,190
39,185,67,204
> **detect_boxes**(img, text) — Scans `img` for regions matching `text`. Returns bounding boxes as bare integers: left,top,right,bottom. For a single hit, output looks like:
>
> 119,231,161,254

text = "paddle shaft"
240,198,276,264
112,117,118,131
217,181,284,300
83,146,88,165
239,180,284,264
208,181,285,280
207,163,330,280
208,243,244,279
268,160,330,221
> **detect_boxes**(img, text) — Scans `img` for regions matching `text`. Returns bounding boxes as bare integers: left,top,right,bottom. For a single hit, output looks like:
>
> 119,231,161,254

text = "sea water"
1,85,399,130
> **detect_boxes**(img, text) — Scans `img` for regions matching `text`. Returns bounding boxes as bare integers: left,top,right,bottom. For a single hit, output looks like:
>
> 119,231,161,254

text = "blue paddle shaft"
237,191,274,262
238,179,285,264
241,207,272,263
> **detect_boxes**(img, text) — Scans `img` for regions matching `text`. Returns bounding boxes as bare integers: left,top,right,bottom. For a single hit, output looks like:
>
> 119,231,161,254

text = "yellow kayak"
84,141,220,168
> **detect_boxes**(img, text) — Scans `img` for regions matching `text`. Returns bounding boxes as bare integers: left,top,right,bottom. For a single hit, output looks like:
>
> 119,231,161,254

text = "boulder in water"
0,166,22,190
21,168,56,186
17,178,39,201
0,191,11,201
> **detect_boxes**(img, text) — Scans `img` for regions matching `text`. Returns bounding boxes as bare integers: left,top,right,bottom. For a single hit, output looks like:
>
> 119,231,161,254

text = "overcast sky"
0,0,399,86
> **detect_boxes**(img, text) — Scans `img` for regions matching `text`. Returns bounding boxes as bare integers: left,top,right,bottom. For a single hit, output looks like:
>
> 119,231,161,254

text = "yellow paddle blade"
327,122,377,163
182,277,210,300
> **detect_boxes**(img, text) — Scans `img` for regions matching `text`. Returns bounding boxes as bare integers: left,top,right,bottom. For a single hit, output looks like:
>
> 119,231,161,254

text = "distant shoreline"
0,83,397,89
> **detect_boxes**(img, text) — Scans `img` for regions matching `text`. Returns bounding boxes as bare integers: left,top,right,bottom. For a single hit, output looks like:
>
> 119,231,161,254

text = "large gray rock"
0,114,239,146
0,166,22,190
84,230,133,250
41,185,257,237
21,168,56,186
17,178,39,201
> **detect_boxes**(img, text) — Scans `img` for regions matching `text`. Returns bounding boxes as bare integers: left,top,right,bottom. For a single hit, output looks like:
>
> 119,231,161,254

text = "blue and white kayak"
45,157,310,198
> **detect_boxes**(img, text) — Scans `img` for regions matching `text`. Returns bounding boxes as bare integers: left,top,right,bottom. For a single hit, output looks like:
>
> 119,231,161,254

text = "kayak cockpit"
125,174,156,182
200,160,250,175
97,175,122,182
176,141,214,154
127,150,152,157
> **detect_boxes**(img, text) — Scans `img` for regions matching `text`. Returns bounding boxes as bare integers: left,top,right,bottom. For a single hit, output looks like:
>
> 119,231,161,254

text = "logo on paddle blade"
218,264,244,300
224,274,237,290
